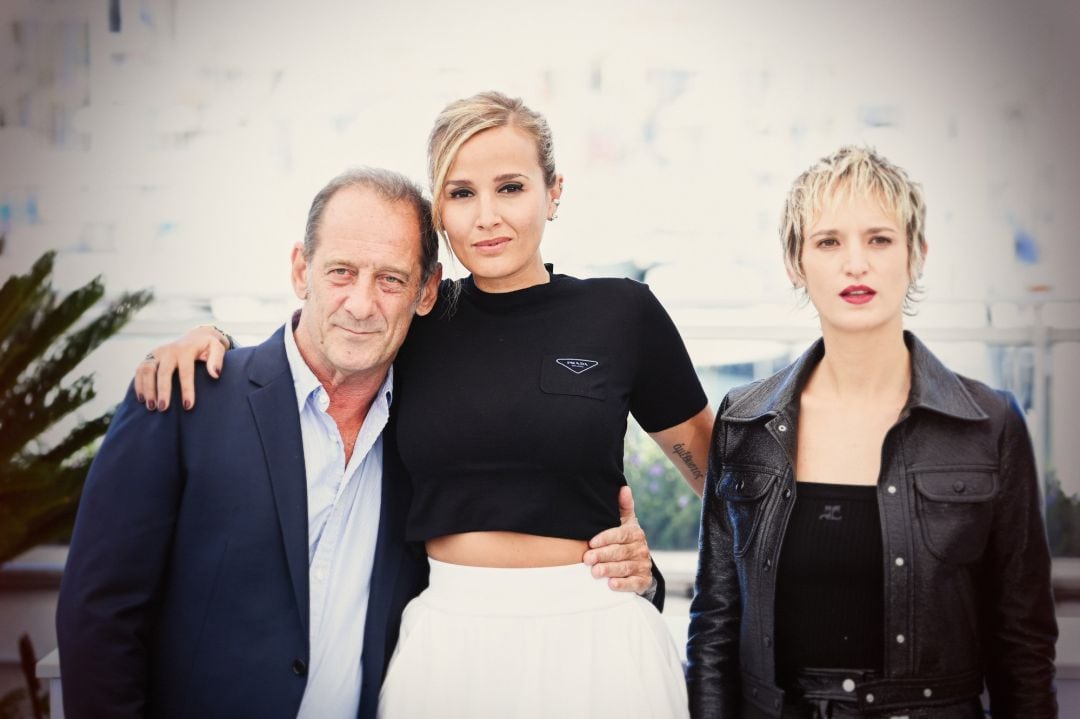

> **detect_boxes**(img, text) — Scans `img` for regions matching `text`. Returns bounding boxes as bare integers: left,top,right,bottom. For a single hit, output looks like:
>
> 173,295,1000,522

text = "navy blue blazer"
56,327,429,719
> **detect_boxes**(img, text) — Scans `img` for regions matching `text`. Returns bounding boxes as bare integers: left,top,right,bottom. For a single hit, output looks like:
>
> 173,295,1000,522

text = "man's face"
291,186,439,385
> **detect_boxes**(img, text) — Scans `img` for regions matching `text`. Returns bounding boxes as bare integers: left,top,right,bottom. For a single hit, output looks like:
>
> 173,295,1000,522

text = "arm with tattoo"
648,406,714,498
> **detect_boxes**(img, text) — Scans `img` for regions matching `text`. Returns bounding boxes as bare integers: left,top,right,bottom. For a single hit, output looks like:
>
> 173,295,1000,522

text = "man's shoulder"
189,326,290,397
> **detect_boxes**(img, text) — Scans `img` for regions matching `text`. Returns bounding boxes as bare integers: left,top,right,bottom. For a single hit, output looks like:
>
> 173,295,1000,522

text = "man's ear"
290,243,310,301
415,263,443,317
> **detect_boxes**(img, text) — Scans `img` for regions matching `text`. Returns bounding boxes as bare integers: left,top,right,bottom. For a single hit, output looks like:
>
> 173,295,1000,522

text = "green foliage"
1045,470,1080,557
0,248,152,564
624,424,702,550
0,634,48,719
0,688,28,719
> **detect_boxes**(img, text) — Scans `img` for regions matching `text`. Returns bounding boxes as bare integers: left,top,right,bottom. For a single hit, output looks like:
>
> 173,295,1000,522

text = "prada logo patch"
555,358,599,374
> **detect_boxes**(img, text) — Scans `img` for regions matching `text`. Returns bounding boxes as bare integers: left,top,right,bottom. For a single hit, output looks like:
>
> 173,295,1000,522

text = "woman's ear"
547,173,565,220
787,266,804,289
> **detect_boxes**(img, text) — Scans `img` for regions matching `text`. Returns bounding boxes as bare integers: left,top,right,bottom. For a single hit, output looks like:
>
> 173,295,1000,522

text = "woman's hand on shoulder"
134,325,230,412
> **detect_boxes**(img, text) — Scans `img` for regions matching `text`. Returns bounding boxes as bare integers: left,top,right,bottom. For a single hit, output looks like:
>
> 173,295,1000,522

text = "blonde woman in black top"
687,146,1057,718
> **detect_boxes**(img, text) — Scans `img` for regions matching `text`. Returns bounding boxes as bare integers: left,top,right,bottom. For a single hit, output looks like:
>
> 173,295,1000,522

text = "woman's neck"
809,324,911,403
471,258,550,293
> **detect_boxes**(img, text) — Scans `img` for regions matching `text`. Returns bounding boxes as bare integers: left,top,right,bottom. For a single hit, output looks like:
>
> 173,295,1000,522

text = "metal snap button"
842,678,855,692
923,688,933,698
952,480,966,493
887,485,897,494
865,693,875,703
896,634,905,644
778,424,787,432
783,487,791,499
894,556,904,567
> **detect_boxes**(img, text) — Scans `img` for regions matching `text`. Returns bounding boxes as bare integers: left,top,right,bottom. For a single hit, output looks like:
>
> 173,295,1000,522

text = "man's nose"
342,281,377,319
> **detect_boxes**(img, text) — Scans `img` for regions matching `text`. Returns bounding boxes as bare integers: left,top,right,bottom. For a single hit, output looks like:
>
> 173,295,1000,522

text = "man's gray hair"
303,167,440,284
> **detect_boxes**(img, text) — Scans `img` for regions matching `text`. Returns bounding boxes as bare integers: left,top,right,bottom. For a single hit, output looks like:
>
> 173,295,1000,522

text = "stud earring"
549,198,561,221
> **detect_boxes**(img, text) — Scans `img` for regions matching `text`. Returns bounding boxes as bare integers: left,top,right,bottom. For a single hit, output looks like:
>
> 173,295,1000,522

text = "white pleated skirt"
377,559,689,719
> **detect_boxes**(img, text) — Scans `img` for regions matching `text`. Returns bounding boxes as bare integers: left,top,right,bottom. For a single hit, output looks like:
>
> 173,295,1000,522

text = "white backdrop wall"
1,0,1078,476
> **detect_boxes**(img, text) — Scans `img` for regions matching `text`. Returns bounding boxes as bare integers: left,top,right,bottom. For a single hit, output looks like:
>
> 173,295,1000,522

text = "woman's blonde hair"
427,91,557,236
780,146,928,309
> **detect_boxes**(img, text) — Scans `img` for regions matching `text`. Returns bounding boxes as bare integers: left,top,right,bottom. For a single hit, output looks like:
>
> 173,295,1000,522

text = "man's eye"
379,275,407,288
330,268,351,276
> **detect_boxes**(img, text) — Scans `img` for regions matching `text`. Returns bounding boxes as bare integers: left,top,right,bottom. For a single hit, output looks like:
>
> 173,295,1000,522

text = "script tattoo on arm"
648,407,714,498
672,442,704,480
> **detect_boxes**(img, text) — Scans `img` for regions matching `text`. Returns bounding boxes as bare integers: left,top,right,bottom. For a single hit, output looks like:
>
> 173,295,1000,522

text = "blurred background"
1,0,1079,708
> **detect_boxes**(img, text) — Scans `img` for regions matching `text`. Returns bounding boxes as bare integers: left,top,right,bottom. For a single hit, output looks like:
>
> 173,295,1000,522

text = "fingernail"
214,365,222,376
137,394,144,403
146,400,155,411
183,400,192,411
157,400,166,411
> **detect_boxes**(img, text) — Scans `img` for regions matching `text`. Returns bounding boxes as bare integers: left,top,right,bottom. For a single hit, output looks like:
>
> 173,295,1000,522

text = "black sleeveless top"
774,482,884,688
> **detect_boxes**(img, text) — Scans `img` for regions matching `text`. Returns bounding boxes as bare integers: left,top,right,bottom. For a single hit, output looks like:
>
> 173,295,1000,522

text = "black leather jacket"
686,333,1057,718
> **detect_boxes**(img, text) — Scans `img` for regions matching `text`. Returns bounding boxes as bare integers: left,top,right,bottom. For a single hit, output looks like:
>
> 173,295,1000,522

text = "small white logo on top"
556,358,599,374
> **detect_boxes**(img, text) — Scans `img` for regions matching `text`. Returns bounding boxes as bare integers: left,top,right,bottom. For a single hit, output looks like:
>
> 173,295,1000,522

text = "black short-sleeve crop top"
393,270,707,542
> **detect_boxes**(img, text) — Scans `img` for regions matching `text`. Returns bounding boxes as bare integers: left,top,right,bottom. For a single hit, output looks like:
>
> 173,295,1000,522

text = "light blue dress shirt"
284,323,388,719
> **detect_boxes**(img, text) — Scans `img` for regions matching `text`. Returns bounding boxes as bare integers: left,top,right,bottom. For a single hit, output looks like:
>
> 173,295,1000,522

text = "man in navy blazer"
57,168,660,719
57,168,442,718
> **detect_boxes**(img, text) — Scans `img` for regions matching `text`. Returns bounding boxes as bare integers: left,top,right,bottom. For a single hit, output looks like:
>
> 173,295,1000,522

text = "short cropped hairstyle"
303,167,440,285
780,146,928,307
427,91,557,236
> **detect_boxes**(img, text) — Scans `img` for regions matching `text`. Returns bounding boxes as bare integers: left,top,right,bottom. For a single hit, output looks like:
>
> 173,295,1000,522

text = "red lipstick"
840,284,876,305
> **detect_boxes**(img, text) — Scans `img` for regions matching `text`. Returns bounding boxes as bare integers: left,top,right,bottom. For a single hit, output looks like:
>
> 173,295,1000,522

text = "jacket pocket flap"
914,470,997,503
717,467,778,501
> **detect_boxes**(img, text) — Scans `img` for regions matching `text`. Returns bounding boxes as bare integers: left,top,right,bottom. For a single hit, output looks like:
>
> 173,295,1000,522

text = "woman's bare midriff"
426,531,589,568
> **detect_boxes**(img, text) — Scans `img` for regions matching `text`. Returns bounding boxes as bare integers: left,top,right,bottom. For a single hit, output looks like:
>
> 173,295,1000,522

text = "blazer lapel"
360,415,422,705
247,327,310,634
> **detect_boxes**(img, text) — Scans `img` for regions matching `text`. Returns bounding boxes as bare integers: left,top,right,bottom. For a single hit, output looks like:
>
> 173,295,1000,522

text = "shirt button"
865,693,875,704
315,568,327,582
953,481,966,494
896,634,905,644
763,635,772,647
887,485,897,495
764,558,772,571
292,658,308,676
923,688,933,698
842,678,855,693
783,488,792,499
895,556,905,567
